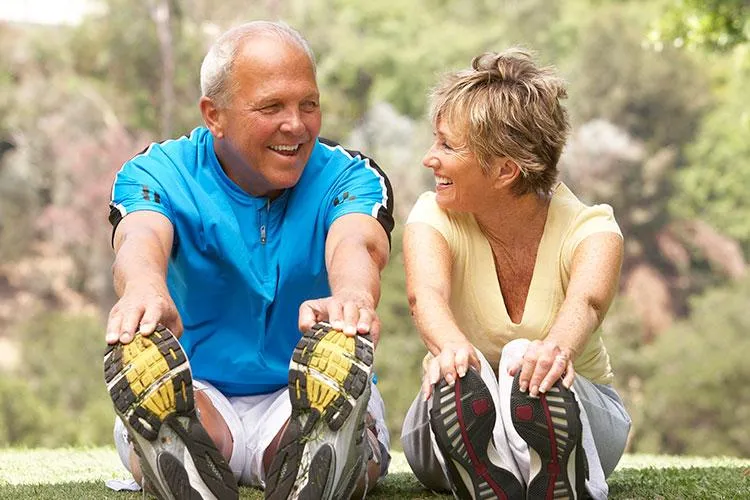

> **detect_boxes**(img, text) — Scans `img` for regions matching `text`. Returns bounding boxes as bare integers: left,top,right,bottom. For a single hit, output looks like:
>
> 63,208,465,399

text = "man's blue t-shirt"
109,127,394,396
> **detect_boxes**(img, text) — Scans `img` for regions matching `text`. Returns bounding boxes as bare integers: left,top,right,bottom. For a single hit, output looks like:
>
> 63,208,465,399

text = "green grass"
0,448,748,499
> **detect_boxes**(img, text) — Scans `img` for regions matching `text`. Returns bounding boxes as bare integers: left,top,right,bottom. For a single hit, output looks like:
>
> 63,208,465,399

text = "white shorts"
114,379,391,487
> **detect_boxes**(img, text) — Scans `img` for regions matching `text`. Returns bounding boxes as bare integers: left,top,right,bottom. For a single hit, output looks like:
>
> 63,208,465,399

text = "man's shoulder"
313,137,378,167
125,127,209,170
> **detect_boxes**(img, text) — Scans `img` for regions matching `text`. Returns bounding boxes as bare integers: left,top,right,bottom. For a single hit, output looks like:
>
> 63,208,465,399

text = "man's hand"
508,339,576,397
105,280,182,344
421,340,480,401
299,289,380,344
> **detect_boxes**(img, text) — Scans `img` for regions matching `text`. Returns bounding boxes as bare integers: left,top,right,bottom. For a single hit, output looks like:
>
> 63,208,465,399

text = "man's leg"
105,326,239,499
262,411,383,497
117,390,235,486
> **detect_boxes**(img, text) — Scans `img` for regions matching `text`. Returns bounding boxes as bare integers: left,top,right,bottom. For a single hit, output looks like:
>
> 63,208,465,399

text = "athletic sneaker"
510,372,589,499
104,325,238,500
264,322,374,500
430,369,525,500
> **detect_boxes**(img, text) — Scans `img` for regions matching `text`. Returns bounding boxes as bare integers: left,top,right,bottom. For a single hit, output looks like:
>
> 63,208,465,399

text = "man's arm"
105,211,182,344
298,213,389,343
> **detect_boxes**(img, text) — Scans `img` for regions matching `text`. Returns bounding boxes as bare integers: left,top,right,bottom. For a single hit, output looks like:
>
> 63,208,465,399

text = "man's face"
215,36,322,198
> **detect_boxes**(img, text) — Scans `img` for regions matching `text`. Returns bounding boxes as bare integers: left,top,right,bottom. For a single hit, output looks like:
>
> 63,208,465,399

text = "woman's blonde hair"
430,48,570,196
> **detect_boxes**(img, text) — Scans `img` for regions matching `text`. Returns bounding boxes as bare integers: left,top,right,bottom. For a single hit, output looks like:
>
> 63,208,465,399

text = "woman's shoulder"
407,191,474,226
552,182,618,224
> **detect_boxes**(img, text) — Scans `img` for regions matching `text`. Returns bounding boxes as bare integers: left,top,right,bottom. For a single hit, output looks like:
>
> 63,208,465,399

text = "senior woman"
400,49,631,500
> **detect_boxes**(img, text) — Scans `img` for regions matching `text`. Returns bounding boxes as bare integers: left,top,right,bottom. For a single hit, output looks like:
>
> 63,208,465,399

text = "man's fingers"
106,313,122,344
366,316,380,346
341,301,359,335
138,306,161,335
165,314,184,338
119,307,146,344
326,299,344,331
356,307,373,335
298,300,323,332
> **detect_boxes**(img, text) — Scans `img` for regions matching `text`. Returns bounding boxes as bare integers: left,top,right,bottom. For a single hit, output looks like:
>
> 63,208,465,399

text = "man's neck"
213,139,281,199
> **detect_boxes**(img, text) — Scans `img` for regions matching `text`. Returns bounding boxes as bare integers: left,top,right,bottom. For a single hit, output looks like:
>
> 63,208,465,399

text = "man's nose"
280,110,305,135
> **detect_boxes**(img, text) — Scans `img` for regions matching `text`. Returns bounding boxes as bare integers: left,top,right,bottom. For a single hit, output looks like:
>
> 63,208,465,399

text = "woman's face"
422,119,490,212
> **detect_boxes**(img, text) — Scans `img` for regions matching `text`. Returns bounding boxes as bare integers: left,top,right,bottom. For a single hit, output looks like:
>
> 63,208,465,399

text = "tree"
654,0,750,50
566,1,710,152
635,277,750,456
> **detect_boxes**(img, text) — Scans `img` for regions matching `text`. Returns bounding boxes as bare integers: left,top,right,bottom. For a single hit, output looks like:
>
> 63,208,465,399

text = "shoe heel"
104,326,238,500
430,369,524,500
265,322,374,500
510,372,583,499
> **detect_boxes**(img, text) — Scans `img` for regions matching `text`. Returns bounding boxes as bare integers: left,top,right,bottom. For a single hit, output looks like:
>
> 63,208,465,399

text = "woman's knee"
500,338,531,367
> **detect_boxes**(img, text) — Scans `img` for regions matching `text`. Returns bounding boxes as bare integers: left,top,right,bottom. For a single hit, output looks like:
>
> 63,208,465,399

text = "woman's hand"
508,339,576,397
421,341,480,400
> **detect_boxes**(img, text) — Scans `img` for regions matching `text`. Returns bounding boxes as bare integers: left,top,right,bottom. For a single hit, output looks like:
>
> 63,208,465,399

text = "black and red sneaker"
430,369,524,500
510,372,589,499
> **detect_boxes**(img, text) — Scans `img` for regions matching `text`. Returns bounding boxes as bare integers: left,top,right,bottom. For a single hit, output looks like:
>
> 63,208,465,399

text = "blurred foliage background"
1,0,749,458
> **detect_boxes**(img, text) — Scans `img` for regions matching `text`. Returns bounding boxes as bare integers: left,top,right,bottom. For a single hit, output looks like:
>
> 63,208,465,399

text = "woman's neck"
474,190,551,248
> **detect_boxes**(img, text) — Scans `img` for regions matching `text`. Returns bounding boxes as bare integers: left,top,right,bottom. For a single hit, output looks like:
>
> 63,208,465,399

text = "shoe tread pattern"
103,326,238,500
265,322,373,500
510,372,584,499
431,369,524,500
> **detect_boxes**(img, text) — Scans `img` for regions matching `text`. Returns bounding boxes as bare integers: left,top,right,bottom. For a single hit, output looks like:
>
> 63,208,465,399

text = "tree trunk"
149,0,175,137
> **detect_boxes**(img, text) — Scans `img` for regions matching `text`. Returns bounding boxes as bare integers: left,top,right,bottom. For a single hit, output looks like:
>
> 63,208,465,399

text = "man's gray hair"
200,21,316,108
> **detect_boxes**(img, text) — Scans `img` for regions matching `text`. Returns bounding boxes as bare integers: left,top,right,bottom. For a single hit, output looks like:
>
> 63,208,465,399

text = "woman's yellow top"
407,182,621,384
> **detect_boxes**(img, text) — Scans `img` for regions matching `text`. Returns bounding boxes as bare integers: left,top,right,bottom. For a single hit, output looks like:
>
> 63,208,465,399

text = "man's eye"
260,104,282,114
441,141,454,151
301,101,319,112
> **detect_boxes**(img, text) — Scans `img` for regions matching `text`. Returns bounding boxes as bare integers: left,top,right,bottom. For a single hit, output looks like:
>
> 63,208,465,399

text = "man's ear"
200,96,224,139
494,157,521,189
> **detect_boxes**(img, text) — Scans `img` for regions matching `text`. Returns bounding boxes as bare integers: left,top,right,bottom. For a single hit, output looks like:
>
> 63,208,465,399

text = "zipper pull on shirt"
259,198,271,245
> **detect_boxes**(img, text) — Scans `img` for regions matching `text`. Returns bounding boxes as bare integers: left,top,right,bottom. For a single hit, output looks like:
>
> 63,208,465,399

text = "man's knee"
195,390,234,462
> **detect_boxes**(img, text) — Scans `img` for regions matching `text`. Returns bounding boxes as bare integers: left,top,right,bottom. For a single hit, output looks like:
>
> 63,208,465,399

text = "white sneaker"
104,326,238,500
264,323,374,500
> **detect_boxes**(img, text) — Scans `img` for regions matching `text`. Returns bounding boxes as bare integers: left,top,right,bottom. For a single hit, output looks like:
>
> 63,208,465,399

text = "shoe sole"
264,322,374,500
510,372,584,499
104,326,238,500
430,369,524,500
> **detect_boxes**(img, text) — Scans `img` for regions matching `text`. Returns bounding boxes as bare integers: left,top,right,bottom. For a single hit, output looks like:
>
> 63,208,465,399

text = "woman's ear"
200,96,225,139
494,157,521,189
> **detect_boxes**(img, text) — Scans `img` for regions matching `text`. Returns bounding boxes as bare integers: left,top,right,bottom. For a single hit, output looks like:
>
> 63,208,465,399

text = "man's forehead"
235,33,310,68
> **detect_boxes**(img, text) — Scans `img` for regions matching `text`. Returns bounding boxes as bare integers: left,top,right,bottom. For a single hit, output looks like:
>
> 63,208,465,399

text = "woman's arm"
404,223,479,397
512,231,623,396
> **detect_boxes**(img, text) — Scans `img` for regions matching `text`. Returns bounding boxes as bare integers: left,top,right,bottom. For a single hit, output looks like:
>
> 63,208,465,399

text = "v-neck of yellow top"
471,193,556,328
